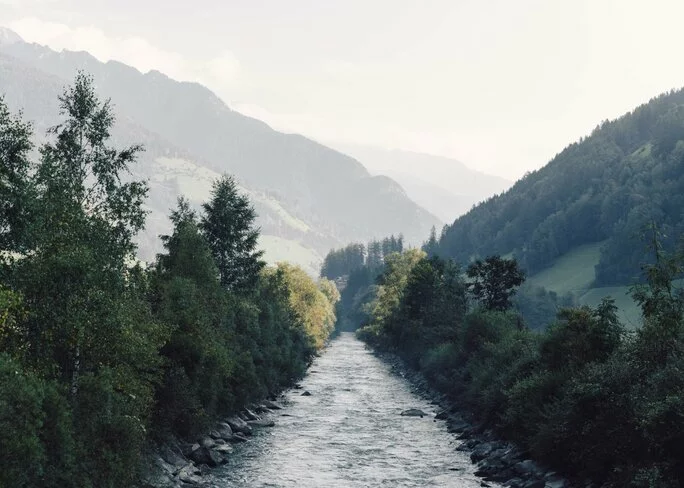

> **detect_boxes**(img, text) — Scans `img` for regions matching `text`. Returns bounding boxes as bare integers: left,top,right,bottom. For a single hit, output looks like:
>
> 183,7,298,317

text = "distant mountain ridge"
333,143,512,223
0,29,441,272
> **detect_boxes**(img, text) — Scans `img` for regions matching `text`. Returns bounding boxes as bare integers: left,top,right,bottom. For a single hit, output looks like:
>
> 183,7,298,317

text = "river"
208,332,496,487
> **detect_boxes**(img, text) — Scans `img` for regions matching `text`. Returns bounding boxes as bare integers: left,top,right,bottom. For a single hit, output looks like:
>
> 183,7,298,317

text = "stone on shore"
227,432,249,443
177,464,202,485
200,436,215,449
216,422,233,439
242,408,260,421
262,399,283,410
248,418,275,428
188,446,224,467
226,416,253,435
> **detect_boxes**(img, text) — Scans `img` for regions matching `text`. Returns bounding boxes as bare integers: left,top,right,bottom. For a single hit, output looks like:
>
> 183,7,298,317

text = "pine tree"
200,175,265,291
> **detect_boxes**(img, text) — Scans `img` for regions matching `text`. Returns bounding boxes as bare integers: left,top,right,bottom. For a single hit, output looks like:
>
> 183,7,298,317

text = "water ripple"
210,333,496,488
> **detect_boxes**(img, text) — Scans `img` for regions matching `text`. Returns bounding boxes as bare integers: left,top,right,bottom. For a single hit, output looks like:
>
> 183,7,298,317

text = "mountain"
332,144,512,223
434,87,684,323
0,30,440,273
0,27,22,45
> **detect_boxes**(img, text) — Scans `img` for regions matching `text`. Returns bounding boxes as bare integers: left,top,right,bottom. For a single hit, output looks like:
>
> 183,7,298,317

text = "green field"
527,241,604,294
527,241,644,328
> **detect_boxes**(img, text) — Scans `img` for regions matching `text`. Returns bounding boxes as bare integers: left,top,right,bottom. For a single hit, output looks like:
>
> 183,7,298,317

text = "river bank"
141,397,288,487
145,333,501,487
375,349,573,488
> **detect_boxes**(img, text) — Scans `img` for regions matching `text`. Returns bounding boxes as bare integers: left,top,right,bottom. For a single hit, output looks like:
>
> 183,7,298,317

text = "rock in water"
248,419,275,428
262,399,283,410
227,433,249,443
216,422,233,440
226,416,253,435
301,391,312,396
435,410,449,420
188,446,224,467
400,408,427,417
242,408,260,421
214,443,234,455
177,465,202,485
200,436,215,449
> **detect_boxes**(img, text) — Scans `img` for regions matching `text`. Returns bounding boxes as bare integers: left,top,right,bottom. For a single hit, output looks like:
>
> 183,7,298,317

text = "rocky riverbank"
378,351,573,488
141,399,284,487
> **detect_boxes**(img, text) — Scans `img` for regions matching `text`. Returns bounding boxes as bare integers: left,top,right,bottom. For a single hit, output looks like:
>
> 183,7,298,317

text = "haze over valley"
2,2,684,488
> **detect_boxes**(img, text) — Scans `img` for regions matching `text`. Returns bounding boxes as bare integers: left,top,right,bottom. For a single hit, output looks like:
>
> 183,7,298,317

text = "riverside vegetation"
325,234,684,487
0,73,339,488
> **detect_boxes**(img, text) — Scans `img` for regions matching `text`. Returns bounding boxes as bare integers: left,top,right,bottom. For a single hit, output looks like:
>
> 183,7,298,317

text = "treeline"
0,74,338,488
435,88,684,285
342,242,684,486
320,234,403,280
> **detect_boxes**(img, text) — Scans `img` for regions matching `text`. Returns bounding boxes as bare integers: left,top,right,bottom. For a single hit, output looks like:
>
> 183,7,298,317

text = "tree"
423,226,440,257
4,74,166,487
34,73,147,259
200,175,265,291
0,97,33,253
466,255,525,311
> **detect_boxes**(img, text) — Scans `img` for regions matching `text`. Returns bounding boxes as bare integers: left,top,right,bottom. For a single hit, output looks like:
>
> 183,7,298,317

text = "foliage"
320,243,365,279
200,175,265,292
466,255,526,311
436,88,684,286
320,235,404,280
346,236,684,486
0,74,339,486
0,97,33,253
513,284,576,330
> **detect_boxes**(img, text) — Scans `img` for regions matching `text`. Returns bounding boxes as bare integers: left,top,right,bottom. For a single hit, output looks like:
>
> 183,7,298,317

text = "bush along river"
145,333,569,487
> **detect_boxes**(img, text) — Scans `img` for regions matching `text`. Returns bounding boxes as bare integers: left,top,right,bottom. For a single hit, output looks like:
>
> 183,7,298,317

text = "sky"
2,0,684,180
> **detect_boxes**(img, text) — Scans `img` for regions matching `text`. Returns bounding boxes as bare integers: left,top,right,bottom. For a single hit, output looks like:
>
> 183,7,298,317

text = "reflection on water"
210,332,495,487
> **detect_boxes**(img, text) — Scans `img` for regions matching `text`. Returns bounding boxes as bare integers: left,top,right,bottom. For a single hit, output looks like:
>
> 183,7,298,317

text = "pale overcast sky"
2,0,684,179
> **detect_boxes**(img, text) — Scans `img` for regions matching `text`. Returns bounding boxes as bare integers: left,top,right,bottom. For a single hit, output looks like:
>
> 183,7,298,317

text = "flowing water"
210,332,495,487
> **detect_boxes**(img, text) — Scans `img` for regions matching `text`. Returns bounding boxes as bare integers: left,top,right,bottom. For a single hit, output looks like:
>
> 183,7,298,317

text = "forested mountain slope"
437,88,684,286
0,29,439,270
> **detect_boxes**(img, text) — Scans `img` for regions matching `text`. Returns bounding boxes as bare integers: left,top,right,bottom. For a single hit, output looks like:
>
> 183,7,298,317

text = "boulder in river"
227,432,249,443
400,408,427,417
200,436,215,449
262,399,283,410
226,416,253,435
248,418,275,428
214,443,234,455
242,408,260,421
216,422,233,440
188,446,224,467
435,410,449,420
301,391,312,396
177,464,202,485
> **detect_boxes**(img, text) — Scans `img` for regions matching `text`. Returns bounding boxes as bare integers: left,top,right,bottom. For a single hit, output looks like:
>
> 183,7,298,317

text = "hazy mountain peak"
0,27,23,45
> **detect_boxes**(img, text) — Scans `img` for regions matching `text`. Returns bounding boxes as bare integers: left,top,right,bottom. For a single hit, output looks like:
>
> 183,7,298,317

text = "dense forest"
0,74,339,488
435,88,684,285
329,237,684,486
326,240,573,331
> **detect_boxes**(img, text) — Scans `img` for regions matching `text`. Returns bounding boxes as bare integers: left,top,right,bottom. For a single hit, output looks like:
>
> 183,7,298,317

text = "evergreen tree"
423,226,439,257
0,97,33,253
200,175,265,291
